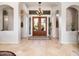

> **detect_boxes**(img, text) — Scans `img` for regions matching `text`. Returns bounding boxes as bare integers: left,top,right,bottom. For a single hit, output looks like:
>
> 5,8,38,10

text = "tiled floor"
0,38,79,56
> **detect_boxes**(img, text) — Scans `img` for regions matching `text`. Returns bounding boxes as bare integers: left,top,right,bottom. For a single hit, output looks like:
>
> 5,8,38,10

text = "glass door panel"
33,18,39,31
41,18,46,31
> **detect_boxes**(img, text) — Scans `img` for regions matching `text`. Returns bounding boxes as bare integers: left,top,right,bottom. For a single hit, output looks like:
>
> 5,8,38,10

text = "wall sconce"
21,10,24,16
4,16,8,22
56,13,59,17
56,10,59,17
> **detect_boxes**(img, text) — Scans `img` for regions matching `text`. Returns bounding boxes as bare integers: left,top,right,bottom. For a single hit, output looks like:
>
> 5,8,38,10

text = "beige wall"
19,2,29,38
51,5,61,38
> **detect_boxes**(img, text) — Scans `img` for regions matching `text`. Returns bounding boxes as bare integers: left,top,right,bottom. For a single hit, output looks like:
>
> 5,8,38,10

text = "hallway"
0,38,79,56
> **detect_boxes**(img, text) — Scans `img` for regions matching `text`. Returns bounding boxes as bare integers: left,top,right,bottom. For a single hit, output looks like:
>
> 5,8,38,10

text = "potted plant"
71,24,75,31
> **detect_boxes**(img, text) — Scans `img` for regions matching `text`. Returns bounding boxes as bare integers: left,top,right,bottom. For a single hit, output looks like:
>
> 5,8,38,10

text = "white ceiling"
25,2,60,8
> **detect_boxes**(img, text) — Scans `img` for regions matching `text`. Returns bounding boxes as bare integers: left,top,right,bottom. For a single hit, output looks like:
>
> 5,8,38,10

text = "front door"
33,17,47,36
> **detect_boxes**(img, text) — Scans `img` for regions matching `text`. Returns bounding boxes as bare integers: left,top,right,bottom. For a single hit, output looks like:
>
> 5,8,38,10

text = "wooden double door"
33,17,47,36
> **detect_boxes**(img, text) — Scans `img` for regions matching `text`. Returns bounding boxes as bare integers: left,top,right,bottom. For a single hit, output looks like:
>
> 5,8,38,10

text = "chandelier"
36,2,43,16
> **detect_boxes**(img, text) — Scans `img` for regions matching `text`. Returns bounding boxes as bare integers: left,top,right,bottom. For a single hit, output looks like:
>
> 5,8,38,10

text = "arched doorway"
66,5,79,43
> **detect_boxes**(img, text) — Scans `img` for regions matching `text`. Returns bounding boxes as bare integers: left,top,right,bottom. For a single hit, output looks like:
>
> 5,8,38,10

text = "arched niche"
0,5,14,31
66,6,78,31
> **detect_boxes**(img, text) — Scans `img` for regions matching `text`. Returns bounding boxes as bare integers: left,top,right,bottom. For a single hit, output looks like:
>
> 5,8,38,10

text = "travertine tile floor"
0,38,79,56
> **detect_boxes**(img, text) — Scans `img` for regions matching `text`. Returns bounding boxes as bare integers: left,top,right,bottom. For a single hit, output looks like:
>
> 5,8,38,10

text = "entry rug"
0,51,16,56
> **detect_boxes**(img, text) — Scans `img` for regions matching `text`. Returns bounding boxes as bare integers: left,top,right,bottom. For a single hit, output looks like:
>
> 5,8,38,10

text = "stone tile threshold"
28,36,51,40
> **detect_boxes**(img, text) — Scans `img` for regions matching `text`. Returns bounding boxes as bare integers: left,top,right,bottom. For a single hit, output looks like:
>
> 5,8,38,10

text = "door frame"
32,16,47,36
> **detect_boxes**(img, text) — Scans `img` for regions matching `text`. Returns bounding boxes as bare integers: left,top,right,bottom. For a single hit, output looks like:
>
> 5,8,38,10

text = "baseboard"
0,41,19,44
61,41,78,44
50,36,58,39
21,37,28,39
